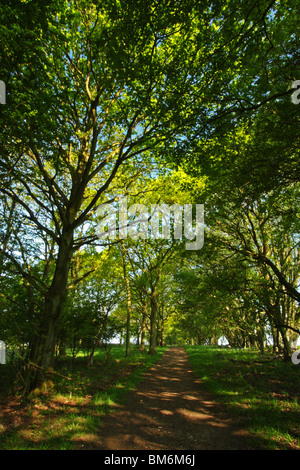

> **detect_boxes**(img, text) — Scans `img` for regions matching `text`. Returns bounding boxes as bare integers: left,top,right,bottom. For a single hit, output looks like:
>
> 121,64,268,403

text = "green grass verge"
184,345,300,450
0,345,166,450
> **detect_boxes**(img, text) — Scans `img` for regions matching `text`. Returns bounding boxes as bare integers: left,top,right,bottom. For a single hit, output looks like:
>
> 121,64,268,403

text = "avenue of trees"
0,0,299,394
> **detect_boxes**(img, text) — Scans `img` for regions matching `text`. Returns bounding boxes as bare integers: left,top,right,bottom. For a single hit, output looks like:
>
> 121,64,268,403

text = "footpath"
94,347,251,450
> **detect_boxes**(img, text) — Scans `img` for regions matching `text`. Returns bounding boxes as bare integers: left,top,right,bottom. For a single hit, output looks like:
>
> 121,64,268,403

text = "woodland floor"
90,347,252,450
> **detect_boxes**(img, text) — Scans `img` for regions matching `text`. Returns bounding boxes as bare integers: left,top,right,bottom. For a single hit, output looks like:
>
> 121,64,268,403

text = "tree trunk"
87,308,107,367
278,325,291,360
121,240,131,358
160,304,166,347
149,285,158,355
27,229,73,393
119,329,123,346
140,302,147,352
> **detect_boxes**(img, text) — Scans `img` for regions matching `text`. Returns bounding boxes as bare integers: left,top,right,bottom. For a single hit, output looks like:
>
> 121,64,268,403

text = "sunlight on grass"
93,392,115,406
185,345,300,450
0,345,167,450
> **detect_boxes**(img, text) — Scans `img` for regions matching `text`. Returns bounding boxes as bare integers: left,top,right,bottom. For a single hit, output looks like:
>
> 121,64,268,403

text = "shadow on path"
85,347,252,450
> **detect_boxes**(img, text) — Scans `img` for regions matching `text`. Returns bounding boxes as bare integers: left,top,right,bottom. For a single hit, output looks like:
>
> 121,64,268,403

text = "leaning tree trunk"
27,229,74,393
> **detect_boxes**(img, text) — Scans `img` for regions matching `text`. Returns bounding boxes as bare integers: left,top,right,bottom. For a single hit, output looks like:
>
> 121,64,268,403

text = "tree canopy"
0,0,298,393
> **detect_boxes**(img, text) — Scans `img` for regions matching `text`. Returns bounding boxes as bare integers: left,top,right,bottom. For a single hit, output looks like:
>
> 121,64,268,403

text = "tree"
1,0,298,391
0,1,204,391
200,188,299,356
120,239,132,357
127,239,176,354
173,0,299,182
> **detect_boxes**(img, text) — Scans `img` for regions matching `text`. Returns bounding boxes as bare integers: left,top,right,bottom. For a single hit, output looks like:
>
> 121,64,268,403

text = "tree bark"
149,284,158,355
140,302,147,352
121,240,131,358
27,228,74,392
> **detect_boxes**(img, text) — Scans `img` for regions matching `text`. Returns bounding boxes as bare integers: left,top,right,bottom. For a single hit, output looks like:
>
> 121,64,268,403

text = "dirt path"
94,347,251,450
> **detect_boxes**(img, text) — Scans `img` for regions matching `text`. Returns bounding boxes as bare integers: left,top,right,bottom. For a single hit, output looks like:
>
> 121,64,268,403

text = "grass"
0,344,166,450
184,345,300,450
2,344,299,450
